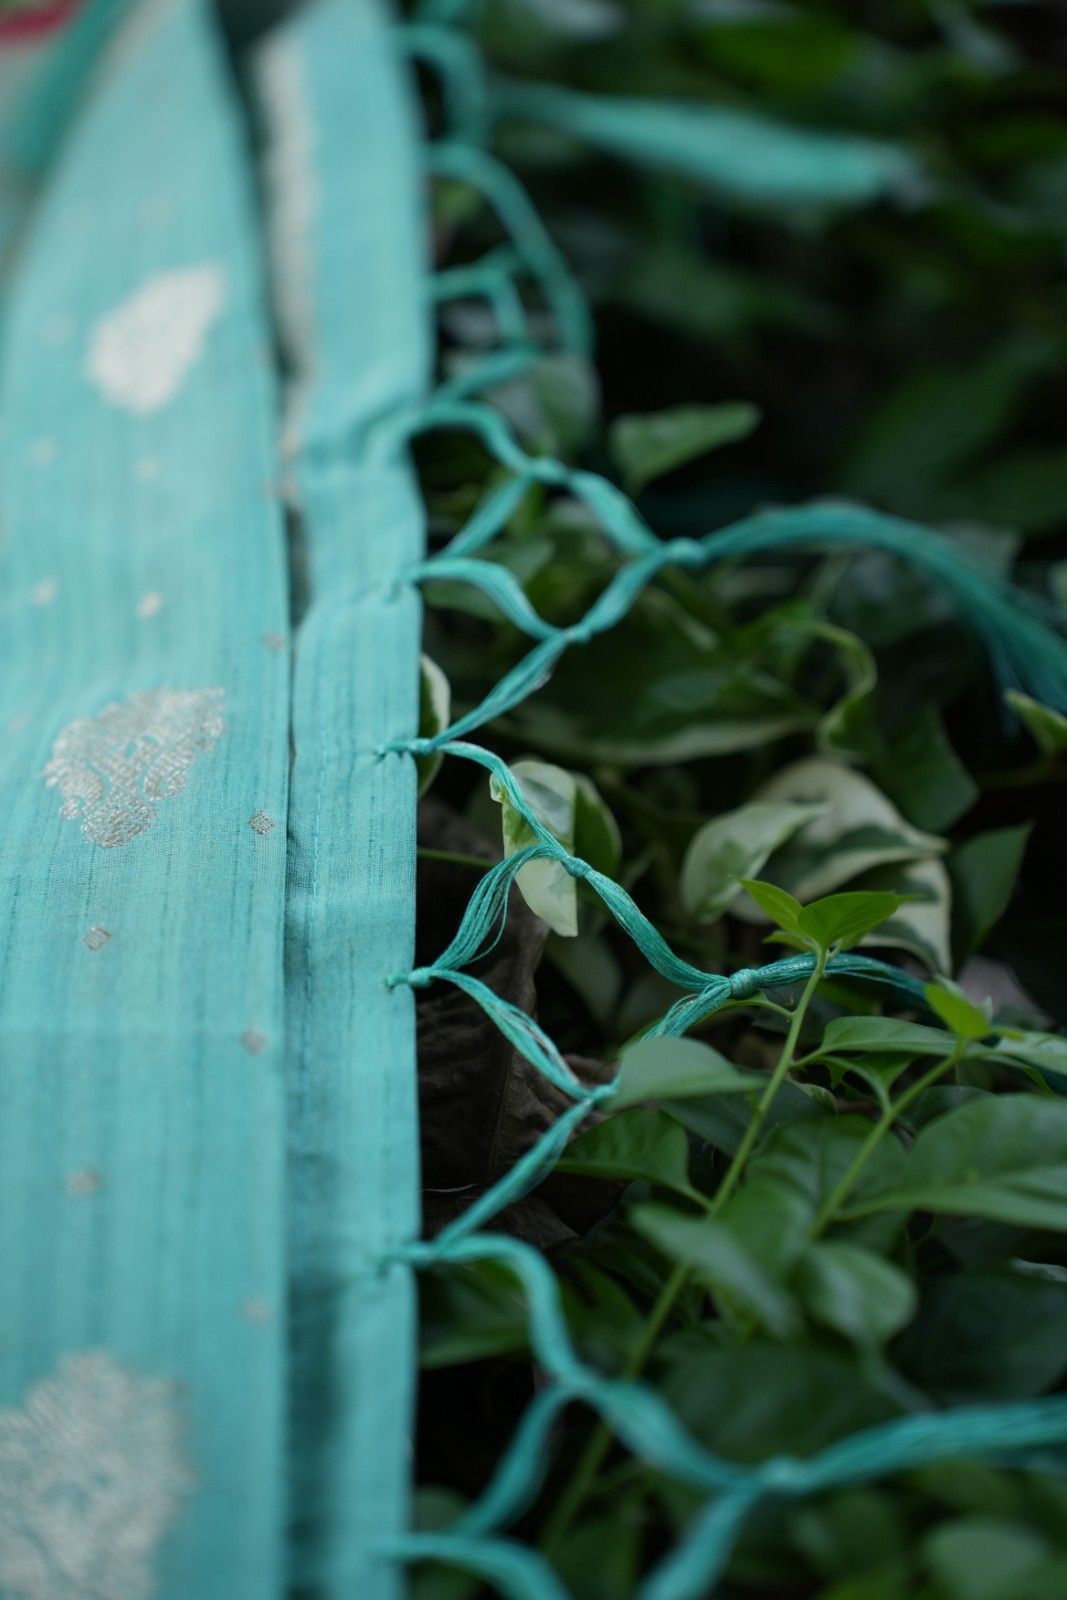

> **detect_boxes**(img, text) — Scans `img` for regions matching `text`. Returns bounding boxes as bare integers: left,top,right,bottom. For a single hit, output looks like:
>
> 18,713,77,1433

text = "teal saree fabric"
0,1,292,1592
255,2,429,1593
6,3,1067,1599
0,0,425,1594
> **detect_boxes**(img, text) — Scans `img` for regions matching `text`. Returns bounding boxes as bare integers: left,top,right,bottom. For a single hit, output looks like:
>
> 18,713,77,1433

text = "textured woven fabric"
0,0,425,1594
255,1,429,1592
4,2,1067,1597
0,2,292,1591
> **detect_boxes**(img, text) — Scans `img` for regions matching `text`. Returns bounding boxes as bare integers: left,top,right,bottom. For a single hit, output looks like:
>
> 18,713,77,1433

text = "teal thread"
392,1225,1067,1600
399,396,1067,742
425,142,592,356
399,22,489,146
385,1532,571,1600
490,79,923,210
389,383,1067,742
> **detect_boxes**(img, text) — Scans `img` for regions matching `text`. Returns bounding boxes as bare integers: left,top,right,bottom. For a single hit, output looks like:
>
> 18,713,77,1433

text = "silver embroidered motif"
0,1351,192,1600
66,1169,104,1196
85,264,226,415
43,688,225,848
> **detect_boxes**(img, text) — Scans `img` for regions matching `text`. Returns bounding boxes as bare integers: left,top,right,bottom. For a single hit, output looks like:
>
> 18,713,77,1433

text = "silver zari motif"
85,263,226,414
43,688,225,847
0,1351,192,1600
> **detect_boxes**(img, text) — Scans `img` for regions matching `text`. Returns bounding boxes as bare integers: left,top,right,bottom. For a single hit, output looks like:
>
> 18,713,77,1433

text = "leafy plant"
609,402,761,496
409,0,1067,1594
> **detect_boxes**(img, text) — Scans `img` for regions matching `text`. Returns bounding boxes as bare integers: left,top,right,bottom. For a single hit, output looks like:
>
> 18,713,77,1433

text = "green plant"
409,2,1067,1595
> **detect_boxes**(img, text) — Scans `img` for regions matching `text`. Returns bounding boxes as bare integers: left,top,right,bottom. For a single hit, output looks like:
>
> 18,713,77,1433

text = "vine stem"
541,947,829,1556
709,949,827,1215
812,1038,967,1233
416,845,494,870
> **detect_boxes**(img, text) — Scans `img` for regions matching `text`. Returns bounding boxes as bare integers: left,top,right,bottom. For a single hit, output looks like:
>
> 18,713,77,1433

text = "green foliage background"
407,2,1067,1596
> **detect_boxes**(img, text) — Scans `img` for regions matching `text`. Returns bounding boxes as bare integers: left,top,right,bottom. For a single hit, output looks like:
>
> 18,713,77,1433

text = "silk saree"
3,5,1067,1600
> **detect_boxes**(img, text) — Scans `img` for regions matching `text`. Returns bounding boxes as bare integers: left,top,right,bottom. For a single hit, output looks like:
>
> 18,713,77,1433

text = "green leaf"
611,1036,760,1110
820,1016,956,1058
865,1095,1067,1231
557,1107,694,1195
560,1260,643,1368
790,1490,909,1591
737,876,802,933
531,350,600,454
796,1241,916,1348
492,758,578,936
949,824,1030,964
416,655,451,797
609,401,760,494
925,982,992,1042
619,242,824,346
753,1116,907,1221
490,758,618,936
660,1338,902,1463
681,801,823,923
796,889,911,952
807,621,877,757
507,589,812,765
816,1014,959,1106
717,1170,816,1279
663,1076,828,1157
989,1030,1067,1084
419,1261,530,1369
554,1505,642,1600
824,1053,917,1109
489,352,598,454
545,931,623,1028
634,1204,801,1337
572,770,623,877
740,758,945,906
923,1517,1054,1600
899,1267,1067,1402
845,345,1052,516
939,448,1067,534
875,706,977,832
848,856,952,974
1006,690,1067,757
